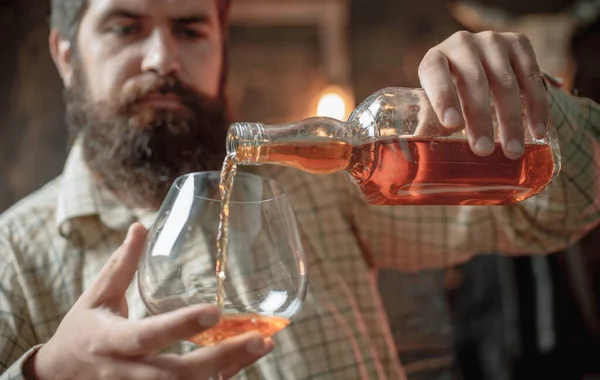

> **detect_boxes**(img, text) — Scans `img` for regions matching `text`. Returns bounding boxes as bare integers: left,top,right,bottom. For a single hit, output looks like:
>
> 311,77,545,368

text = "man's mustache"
121,75,203,108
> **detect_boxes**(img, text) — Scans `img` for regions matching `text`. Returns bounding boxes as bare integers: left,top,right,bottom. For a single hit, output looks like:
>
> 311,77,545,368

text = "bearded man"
2,0,600,379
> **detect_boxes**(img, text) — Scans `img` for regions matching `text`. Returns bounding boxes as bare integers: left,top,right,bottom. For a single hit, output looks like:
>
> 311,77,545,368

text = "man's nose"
141,30,181,76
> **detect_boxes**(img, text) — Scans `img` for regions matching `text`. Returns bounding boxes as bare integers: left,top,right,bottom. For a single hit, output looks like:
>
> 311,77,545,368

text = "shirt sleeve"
349,77,600,271
0,346,44,380
0,237,40,379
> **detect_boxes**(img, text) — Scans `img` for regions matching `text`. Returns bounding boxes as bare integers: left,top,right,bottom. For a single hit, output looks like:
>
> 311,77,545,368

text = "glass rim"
172,171,286,204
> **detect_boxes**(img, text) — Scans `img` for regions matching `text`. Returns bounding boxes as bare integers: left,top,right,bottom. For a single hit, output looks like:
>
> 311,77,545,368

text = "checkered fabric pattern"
2,79,600,380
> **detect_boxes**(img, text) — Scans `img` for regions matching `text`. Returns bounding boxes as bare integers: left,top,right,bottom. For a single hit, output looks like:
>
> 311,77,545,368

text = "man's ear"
49,29,75,87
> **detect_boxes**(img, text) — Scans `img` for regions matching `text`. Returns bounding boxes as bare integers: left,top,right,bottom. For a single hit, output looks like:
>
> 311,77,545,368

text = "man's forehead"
88,0,219,19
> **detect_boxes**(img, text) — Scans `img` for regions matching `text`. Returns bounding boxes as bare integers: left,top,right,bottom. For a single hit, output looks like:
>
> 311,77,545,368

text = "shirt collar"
55,139,157,241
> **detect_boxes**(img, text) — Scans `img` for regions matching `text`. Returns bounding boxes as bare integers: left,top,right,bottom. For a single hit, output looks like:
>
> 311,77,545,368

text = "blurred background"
1,0,600,379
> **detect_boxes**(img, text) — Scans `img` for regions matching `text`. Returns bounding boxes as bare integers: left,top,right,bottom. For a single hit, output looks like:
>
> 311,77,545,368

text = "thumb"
82,223,148,309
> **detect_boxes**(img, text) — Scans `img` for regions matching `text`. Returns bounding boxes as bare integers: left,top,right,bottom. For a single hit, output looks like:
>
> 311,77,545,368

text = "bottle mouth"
226,123,241,154
225,122,267,164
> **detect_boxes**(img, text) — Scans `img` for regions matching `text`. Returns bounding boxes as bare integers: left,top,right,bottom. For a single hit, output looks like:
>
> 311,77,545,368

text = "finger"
83,223,147,308
507,32,549,139
88,360,174,380
183,332,274,376
101,304,221,356
418,49,463,129
442,33,495,156
220,338,275,379
479,32,525,159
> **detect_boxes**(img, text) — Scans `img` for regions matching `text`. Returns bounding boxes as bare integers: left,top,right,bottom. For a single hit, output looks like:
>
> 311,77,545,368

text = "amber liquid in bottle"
187,314,290,346
234,137,555,206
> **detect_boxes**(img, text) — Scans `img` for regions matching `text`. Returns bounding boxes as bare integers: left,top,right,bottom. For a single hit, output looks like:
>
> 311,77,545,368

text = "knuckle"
479,30,501,44
418,50,446,75
513,32,530,44
85,335,104,356
87,343,101,356
480,31,510,52
504,114,525,128
511,32,535,52
496,71,518,92
468,111,493,127
463,67,485,85
452,30,473,44
526,71,544,86
130,331,148,352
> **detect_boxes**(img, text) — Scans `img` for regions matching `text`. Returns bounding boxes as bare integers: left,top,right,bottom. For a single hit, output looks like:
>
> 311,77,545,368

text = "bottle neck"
226,117,357,174
226,117,353,164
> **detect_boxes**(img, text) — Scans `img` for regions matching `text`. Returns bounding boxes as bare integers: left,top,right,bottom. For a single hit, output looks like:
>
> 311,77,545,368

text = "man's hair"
50,0,231,42
50,0,88,42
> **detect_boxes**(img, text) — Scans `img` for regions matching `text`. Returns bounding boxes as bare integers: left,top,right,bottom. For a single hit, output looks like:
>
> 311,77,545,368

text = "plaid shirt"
2,79,600,380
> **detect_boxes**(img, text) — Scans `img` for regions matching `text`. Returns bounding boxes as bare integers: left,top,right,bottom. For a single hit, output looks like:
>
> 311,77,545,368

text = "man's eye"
109,24,139,36
176,27,204,39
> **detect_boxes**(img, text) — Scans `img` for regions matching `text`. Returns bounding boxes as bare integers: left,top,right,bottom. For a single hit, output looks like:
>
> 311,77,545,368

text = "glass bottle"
226,87,561,206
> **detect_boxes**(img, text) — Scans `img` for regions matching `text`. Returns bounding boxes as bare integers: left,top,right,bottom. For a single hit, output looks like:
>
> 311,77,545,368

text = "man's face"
56,0,230,209
78,0,223,105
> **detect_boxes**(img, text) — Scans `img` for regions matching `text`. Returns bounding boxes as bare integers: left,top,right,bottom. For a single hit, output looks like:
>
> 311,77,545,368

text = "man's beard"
65,68,230,209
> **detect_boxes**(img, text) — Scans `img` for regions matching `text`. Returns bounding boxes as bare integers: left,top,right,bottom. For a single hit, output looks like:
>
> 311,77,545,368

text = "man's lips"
136,93,187,110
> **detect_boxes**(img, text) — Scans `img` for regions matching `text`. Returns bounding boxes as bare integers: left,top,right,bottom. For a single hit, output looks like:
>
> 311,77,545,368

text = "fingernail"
246,337,266,355
199,308,220,328
506,140,524,155
535,123,547,138
443,108,461,127
474,136,494,155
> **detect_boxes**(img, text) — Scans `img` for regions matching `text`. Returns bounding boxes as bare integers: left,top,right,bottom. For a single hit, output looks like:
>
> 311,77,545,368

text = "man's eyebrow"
98,8,143,24
172,14,211,25
97,9,212,26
